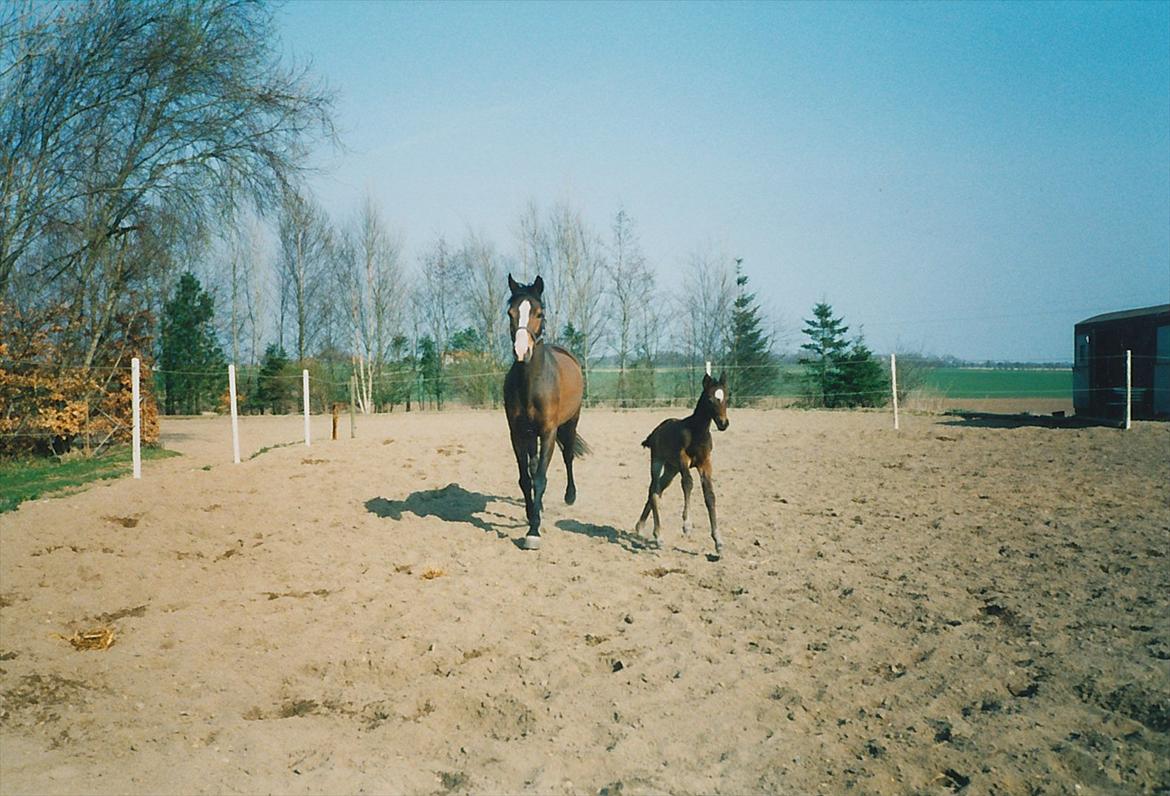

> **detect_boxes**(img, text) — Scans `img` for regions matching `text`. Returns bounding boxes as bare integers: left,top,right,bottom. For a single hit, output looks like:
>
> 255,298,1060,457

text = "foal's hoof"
519,534,542,550
564,487,576,506
681,520,693,536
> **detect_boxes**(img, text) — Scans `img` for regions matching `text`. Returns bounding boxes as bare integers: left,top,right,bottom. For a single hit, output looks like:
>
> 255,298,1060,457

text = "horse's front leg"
520,428,557,549
698,460,722,558
511,429,534,526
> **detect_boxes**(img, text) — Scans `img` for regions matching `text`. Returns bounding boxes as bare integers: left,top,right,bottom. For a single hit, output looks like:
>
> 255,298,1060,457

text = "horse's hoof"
564,489,576,506
519,534,542,550
681,521,693,536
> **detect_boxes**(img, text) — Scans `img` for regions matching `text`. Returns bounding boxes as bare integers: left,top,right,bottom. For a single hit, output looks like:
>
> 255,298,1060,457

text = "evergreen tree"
798,302,849,407
160,272,226,414
726,263,779,402
836,337,889,408
418,336,444,409
799,302,888,408
560,322,590,398
252,343,293,414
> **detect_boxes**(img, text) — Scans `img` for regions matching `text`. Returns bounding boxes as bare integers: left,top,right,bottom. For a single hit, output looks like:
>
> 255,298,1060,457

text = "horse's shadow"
554,519,658,554
365,484,524,537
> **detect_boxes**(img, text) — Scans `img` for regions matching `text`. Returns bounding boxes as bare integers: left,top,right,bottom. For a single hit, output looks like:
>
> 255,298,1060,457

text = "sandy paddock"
1,408,1167,795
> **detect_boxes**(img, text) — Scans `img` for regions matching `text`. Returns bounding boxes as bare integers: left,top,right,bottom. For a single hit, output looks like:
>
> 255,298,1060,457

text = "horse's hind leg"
634,457,663,538
556,416,579,505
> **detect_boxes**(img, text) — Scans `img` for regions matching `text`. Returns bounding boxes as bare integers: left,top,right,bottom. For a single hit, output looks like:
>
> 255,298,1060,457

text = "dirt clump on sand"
1,409,1167,794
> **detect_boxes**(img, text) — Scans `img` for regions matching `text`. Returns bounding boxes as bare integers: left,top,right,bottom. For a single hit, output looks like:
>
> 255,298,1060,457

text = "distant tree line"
1,1,893,456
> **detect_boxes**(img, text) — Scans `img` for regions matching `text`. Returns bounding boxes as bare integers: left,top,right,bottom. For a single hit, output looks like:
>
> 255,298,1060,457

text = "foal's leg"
697,459,722,557
556,415,580,505
679,466,695,536
635,457,664,538
653,466,678,548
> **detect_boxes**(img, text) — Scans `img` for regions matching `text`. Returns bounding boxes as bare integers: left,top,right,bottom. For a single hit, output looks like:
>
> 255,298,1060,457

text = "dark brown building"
1073,304,1170,420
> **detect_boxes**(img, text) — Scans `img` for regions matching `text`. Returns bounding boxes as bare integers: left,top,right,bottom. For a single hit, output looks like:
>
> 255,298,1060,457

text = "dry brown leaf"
60,626,116,651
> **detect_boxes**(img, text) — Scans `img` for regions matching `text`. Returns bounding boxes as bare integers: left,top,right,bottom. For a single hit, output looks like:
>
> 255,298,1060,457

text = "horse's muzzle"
513,329,532,362
715,418,729,431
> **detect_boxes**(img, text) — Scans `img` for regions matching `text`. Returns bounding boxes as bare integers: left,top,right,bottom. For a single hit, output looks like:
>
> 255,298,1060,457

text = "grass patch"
0,446,180,513
248,441,297,460
921,368,1070,399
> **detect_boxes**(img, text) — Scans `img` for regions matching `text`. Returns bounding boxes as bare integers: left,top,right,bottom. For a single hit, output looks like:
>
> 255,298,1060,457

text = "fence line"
4,351,1162,448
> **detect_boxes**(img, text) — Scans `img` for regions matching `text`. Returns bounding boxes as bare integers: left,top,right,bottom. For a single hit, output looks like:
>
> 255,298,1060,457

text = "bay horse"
635,372,729,557
503,274,589,550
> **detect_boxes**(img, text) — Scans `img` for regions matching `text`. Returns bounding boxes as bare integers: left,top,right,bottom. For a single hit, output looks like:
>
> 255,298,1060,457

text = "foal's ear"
532,275,544,296
702,373,714,389
718,372,727,386
508,273,521,295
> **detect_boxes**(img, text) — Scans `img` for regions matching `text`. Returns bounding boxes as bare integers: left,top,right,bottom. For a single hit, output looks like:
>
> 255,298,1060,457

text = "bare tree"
1,0,335,373
681,243,735,375
277,191,333,363
549,202,606,395
340,194,404,413
412,236,463,408
455,229,509,363
607,207,653,403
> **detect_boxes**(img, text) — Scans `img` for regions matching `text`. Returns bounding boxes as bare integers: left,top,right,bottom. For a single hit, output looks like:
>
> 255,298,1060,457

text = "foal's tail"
562,433,591,458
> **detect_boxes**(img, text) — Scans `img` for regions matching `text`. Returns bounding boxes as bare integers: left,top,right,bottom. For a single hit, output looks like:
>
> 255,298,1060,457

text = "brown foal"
635,372,729,557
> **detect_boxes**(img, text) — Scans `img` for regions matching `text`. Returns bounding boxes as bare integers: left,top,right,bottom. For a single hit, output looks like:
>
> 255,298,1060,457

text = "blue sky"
277,0,1169,362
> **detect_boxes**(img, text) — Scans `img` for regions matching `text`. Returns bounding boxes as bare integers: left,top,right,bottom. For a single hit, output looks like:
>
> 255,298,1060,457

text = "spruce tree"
799,302,849,407
160,272,226,414
799,302,888,408
726,264,778,401
252,343,292,414
836,337,888,408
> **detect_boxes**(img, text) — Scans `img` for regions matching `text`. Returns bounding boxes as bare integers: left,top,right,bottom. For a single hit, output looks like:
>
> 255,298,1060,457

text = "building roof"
1076,304,1170,327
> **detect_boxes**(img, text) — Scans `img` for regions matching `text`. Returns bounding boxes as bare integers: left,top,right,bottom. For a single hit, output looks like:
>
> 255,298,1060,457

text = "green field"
0,446,180,513
919,368,1071,399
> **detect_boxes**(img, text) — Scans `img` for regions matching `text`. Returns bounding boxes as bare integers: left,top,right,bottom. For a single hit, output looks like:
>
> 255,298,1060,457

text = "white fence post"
303,369,311,447
131,357,141,478
228,364,240,463
1125,349,1132,430
890,353,900,431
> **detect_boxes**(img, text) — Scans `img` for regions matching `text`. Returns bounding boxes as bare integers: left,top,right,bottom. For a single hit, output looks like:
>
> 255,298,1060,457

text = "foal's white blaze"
514,300,532,360
714,388,724,403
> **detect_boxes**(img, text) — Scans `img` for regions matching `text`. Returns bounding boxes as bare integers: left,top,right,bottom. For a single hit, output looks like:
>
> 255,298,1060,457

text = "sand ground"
1,407,1167,795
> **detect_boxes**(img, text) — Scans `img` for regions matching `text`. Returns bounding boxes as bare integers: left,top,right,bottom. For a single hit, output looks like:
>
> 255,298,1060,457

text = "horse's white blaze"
714,388,724,402
514,300,532,359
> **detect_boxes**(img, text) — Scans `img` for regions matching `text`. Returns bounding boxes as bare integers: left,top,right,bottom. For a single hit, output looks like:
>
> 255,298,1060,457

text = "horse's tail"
565,433,591,458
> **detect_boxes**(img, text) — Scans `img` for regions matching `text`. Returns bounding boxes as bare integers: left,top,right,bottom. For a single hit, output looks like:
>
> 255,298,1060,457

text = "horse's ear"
702,373,714,389
508,273,521,295
532,275,544,297
718,372,727,386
